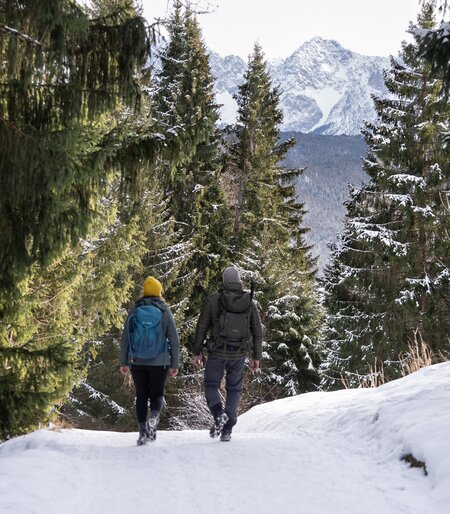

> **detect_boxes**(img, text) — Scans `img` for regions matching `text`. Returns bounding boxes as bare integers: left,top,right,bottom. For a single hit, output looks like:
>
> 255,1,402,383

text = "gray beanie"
222,266,243,289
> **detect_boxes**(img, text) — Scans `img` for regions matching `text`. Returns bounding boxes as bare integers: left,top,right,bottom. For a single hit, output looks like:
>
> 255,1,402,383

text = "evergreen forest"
0,0,448,440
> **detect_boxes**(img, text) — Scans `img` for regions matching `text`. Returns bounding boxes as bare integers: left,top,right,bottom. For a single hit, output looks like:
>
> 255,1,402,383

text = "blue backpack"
127,304,168,363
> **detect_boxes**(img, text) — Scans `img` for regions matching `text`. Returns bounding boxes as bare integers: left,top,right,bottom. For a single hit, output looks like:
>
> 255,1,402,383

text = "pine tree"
153,2,232,338
413,1,450,89
141,3,235,428
0,0,193,438
227,44,322,400
0,0,151,296
0,172,151,438
320,187,383,388
60,174,187,431
321,5,450,388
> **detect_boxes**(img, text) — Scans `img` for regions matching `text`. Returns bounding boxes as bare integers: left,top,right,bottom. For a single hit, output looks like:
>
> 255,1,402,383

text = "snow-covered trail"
1,362,449,514
0,426,437,514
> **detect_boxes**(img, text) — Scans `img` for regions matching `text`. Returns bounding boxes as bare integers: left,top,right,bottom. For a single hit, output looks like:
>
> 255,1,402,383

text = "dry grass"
341,328,448,390
48,416,74,431
401,453,428,476
340,358,386,389
399,329,433,377
400,328,449,377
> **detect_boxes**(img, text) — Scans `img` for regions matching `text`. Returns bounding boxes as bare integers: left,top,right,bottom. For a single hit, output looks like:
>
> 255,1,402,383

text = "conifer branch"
179,0,218,16
0,23,42,47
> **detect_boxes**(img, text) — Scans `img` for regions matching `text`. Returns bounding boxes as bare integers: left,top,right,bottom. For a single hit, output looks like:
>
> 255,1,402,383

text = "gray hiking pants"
204,354,246,427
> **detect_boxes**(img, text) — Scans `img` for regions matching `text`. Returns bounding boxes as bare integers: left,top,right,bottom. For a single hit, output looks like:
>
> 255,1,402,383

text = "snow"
1,363,449,514
305,85,343,131
412,21,450,41
351,221,409,255
210,37,389,135
80,382,127,415
388,174,426,189
412,205,435,217
215,90,238,126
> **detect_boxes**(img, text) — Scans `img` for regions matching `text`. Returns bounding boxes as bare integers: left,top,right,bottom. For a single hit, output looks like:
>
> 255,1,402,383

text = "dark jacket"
120,296,180,368
193,285,263,360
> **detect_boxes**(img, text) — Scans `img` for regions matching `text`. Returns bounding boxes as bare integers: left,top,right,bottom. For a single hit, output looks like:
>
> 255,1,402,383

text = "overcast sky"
141,0,422,59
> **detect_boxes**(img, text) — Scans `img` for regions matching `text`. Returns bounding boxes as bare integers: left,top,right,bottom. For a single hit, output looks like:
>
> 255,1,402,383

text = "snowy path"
0,426,439,514
1,363,449,514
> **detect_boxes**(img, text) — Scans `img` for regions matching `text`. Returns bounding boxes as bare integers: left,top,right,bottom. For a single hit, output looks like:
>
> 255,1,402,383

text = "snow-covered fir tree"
321,4,450,388
60,174,188,431
153,2,233,339
413,1,450,89
226,43,323,401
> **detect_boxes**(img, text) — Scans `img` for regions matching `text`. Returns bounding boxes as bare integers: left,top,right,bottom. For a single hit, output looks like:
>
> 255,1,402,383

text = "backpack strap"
126,313,135,363
159,308,170,368
212,293,227,352
163,337,169,369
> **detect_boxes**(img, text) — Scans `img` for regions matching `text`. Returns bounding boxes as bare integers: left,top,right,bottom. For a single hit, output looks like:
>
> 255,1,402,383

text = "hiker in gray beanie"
193,266,263,441
222,266,243,288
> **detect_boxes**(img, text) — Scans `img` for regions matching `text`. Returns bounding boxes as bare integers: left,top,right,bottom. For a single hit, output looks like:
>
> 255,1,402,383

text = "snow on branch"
351,222,409,256
0,24,43,46
81,381,127,415
388,174,426,190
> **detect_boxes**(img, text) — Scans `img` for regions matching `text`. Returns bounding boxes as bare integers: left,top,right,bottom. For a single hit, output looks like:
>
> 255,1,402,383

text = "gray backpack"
213,291,253,352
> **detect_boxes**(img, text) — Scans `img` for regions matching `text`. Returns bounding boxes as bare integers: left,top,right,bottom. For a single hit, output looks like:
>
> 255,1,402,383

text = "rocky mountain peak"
210,37,390,134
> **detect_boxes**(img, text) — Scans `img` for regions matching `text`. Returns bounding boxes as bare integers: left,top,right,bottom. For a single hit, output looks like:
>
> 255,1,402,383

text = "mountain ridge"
210,36,390,135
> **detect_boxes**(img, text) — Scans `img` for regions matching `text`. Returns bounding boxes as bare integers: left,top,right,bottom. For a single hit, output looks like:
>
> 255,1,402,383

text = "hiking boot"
137,422,150,446
220,430,232,442
147,413,160,441
209,412,229,438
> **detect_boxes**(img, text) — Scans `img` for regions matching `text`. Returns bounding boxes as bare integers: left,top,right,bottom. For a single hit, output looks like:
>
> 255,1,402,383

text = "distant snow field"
1,362,449,514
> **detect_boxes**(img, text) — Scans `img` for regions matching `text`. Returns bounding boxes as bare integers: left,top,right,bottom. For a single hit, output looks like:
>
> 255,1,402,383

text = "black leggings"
131,365,169,423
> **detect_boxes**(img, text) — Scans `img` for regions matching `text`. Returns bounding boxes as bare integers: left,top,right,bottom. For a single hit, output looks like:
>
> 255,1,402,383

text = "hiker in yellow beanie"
143,276,162,297
120,275,179,445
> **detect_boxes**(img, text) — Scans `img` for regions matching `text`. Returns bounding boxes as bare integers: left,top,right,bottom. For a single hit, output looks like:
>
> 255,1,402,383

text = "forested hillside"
281,132,367,269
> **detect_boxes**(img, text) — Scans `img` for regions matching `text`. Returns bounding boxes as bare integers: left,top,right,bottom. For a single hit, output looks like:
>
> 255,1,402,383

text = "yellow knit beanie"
143,276,162,297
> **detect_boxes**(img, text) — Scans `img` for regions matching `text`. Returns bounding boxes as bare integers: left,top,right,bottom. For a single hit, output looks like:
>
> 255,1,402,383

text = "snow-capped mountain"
210,37,390,135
